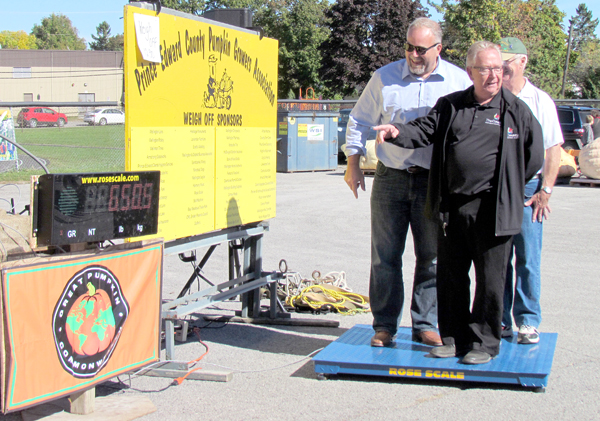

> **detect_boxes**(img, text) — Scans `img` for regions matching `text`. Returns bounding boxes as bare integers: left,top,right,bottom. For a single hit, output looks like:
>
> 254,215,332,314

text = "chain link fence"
0,103,125,181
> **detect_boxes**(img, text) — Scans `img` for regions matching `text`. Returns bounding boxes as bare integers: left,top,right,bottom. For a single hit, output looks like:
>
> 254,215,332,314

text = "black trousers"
437,193,512,357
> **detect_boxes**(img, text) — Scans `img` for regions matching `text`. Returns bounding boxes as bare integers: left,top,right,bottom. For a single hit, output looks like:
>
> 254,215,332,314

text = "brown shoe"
415,331,443,347
370,331,393,347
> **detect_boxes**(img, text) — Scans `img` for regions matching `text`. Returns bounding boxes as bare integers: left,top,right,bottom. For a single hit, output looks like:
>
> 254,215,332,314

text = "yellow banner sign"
124,5,278,241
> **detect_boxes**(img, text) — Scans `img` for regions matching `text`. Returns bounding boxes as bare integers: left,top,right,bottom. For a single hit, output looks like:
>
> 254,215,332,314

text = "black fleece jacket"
385,86,544,236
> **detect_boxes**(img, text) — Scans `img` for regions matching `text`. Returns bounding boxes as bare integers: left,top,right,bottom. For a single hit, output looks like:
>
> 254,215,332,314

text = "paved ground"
1,168,599,420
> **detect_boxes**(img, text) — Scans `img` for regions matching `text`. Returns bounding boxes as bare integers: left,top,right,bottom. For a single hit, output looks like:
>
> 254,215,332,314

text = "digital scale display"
34,172,160,246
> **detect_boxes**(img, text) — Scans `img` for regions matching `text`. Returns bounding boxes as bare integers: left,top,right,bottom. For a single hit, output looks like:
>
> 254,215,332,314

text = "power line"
0,69,123,75
0,72,124,80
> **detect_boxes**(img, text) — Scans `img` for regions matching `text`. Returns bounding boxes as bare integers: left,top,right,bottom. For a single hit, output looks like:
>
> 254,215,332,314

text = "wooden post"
69,387,95,415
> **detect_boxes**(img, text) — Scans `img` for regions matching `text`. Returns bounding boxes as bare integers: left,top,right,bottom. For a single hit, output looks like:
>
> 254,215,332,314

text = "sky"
2,0,600,47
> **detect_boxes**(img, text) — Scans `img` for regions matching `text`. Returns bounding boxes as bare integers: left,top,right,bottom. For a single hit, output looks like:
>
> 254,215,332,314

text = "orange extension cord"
173,327,209,385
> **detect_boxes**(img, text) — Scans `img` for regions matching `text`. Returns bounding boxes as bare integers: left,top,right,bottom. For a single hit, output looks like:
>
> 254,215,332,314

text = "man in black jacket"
374,41,544,364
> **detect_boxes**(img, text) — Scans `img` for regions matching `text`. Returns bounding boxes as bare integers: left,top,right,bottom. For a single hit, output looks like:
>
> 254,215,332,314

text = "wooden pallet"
570,177,600,187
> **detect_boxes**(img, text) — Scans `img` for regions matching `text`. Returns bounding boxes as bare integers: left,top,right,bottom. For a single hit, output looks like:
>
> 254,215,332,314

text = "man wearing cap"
499,37,564,344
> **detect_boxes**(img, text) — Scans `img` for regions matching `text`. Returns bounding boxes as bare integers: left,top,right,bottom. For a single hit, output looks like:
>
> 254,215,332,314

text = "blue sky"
2,1,599,47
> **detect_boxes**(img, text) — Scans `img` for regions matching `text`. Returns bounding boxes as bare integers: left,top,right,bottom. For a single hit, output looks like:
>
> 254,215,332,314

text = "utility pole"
561,20,574,98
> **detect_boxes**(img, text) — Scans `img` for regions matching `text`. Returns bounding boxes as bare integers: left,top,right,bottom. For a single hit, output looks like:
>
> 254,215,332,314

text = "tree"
435,0,567,97
564,5,600,98
32,13,86,50
0,30,37,49
580,65,600,98
259,0,330,98
519,0,567,96
90,21,111,51
319,0,429,98
165,0,330,99
106,34,125,51
162,0,205,15
566,39,600,98
570,4,599,53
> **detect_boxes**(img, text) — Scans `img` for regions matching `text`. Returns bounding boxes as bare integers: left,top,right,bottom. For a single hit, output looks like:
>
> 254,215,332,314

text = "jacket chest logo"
485,113,501,126
507,126,520,139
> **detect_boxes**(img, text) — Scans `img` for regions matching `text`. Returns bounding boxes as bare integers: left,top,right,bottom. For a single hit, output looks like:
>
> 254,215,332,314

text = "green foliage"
259,0,330,99
521,0,567,97
319,0,429,97
566,6,600,98
32,14,86,50
436,0,566,97
580,65,600,98
182,0,330,99
162,0,205,14
0,30,37,49
567,40,600,98
90,22,111,51
570,4,599,53
106,34,125,52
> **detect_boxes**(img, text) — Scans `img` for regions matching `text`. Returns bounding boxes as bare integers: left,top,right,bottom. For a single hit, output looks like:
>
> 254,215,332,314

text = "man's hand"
527,144,560,222
344,154,365,198
526,191,551,222
373,124,399,144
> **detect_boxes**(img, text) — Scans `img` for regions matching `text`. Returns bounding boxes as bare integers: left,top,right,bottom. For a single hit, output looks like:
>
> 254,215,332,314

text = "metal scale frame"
313,324,557,392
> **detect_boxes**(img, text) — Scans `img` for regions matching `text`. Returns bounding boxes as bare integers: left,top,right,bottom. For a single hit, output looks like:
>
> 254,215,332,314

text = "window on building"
78,93,96,115
78,93,95,102
13,68,32,78
23,93,33,102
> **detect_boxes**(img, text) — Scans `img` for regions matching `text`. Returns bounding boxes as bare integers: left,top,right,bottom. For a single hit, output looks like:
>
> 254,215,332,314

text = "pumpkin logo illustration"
52,266,129,378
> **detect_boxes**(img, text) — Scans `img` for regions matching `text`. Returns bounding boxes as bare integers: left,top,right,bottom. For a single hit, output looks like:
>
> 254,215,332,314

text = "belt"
405,165,428,174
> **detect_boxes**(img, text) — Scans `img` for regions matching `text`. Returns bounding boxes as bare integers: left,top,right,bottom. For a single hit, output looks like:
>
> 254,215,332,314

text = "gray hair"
466,41,501,67
511,53,528,69
407,18,443,44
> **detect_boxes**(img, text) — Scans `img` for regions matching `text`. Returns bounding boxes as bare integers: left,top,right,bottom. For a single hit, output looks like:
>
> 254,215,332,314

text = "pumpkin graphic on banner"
65,282,116,356
52,266,129,378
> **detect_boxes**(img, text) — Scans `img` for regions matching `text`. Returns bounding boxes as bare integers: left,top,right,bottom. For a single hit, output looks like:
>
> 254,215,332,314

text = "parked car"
17,107,67,128
555,105,597,151
83,108,125,126
337,109,377,154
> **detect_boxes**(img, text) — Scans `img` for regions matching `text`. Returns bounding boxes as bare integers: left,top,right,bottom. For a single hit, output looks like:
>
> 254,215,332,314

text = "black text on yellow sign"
134,27,275,106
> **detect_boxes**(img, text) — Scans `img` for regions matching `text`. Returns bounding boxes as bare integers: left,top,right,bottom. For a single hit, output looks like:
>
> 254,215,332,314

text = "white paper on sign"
134,14,161,63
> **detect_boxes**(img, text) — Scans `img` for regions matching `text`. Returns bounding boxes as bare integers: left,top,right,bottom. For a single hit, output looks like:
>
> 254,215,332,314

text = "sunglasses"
404,42,440,56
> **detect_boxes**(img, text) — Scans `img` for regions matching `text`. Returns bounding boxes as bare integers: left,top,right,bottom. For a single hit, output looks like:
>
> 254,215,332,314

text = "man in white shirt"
499,37,564,344
343,18,471,348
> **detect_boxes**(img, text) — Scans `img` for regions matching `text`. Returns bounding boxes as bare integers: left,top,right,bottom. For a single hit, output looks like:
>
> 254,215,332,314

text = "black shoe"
429,344,456,358
501,325,513,338
462,350,492,365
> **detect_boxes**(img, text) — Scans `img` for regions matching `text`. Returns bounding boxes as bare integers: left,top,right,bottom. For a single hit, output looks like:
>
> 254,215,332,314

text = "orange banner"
1,240,163,413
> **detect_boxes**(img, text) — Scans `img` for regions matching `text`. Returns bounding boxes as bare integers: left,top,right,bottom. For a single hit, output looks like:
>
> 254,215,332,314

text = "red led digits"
86,182,154,213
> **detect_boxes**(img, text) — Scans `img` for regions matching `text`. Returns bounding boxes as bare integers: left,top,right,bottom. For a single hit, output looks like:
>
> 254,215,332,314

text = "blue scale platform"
313,324,557,390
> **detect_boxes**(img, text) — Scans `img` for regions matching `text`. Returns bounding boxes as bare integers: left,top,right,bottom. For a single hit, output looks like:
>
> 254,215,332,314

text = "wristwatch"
541,186,552,194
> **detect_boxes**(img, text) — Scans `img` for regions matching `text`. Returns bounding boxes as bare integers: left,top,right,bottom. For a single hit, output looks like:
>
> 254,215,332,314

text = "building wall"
0,50,124,103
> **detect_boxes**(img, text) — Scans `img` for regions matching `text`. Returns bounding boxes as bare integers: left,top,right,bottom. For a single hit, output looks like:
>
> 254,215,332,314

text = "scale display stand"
313,325,557,392
161,222,280,360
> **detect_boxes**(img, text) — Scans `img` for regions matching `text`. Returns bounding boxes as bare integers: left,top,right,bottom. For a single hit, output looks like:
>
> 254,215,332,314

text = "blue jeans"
503,177,543,329
369,162,438,336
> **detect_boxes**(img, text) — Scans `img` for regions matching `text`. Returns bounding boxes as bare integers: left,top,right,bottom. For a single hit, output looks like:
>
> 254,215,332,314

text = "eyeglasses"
472,66,503,75
404,42,440,56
